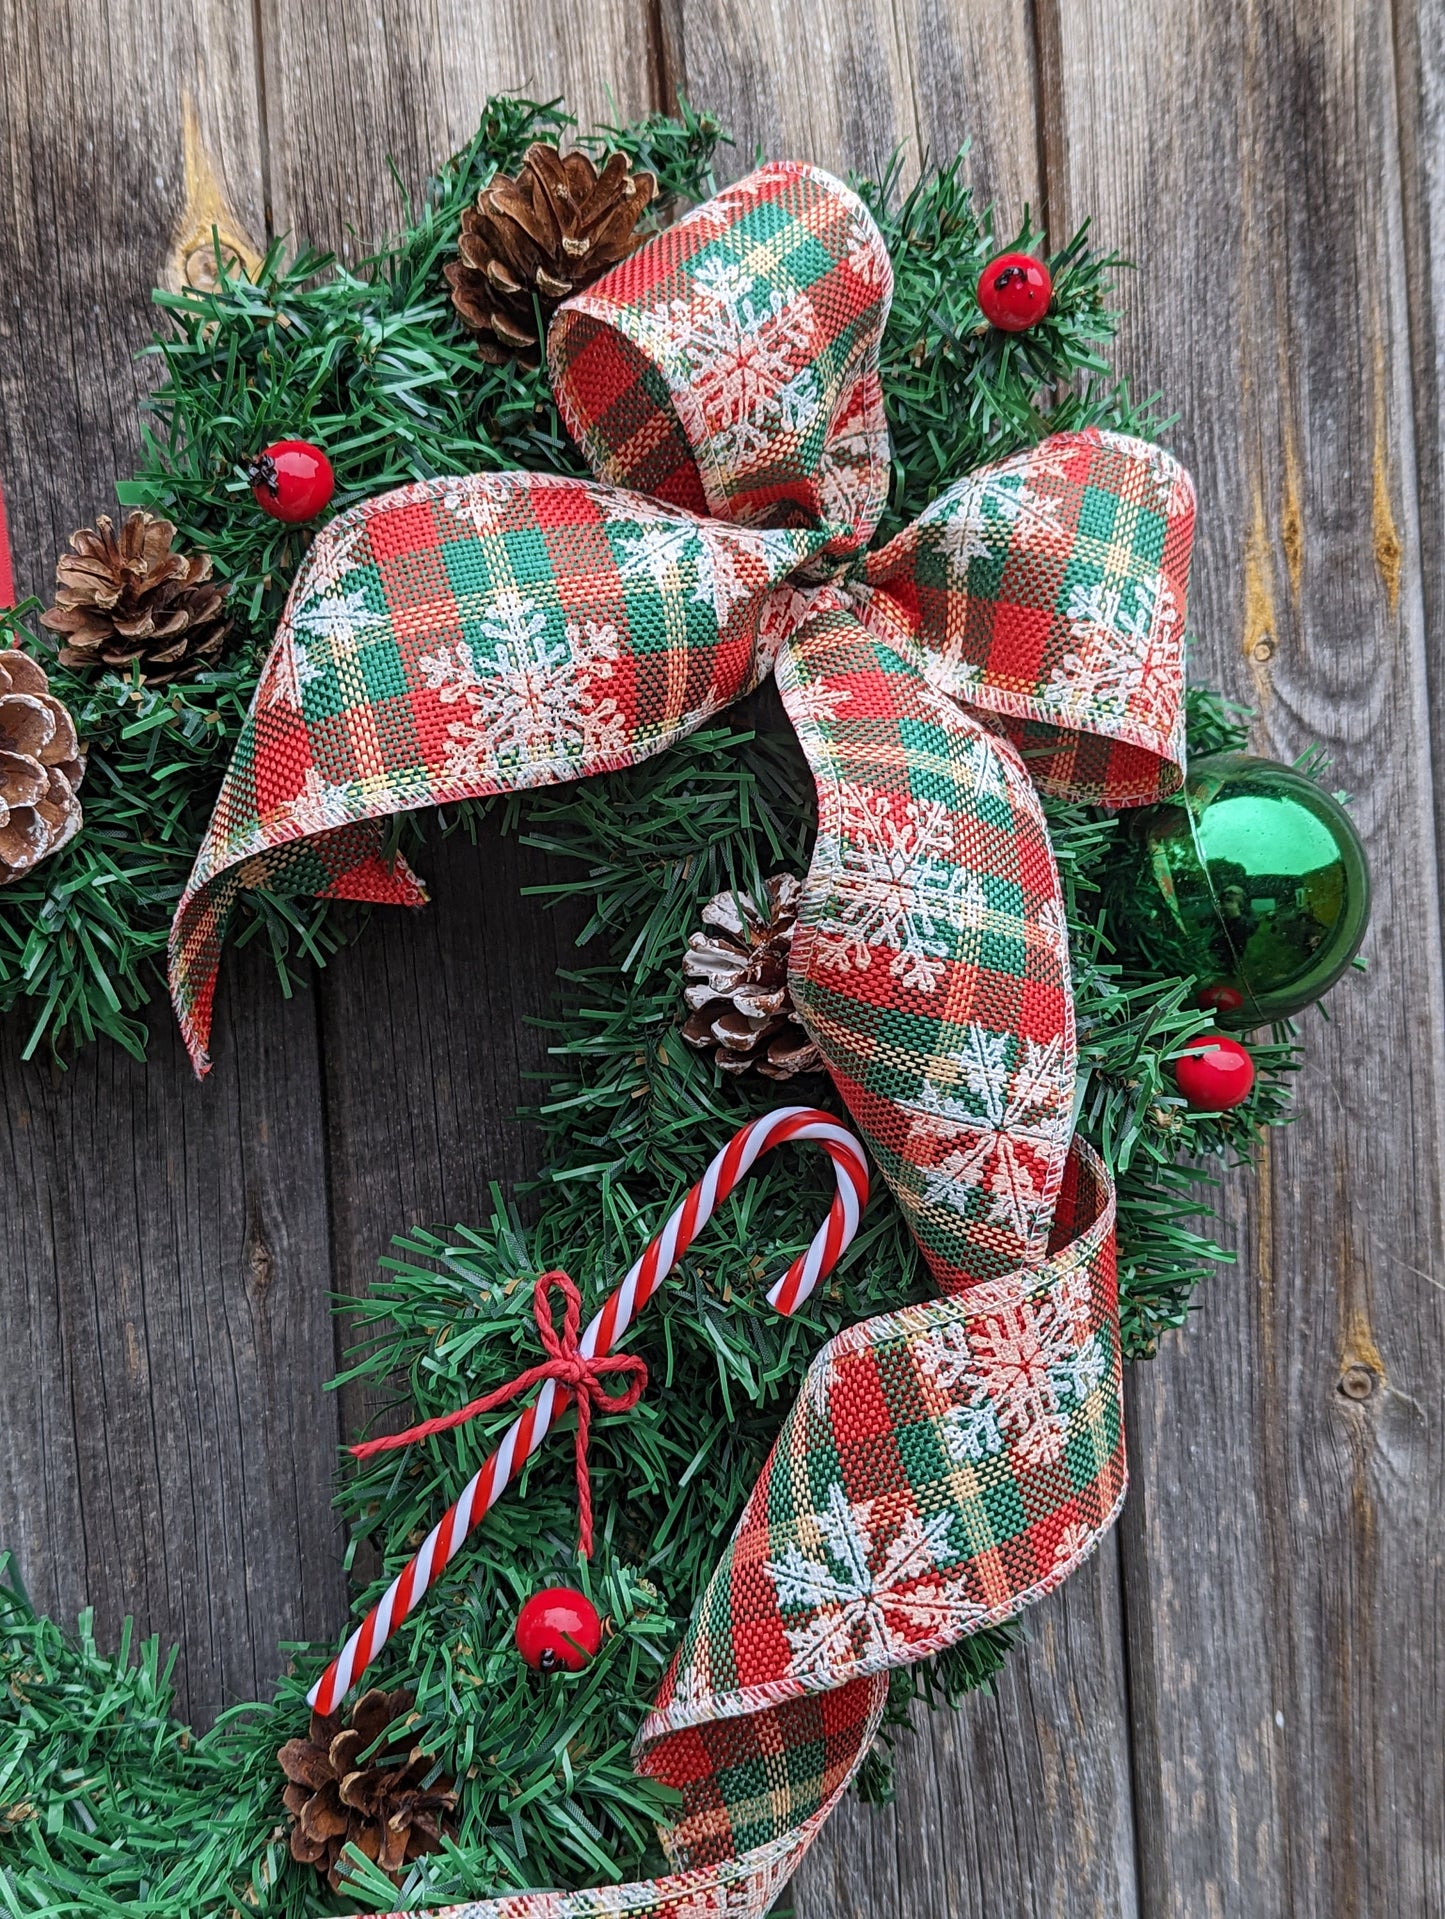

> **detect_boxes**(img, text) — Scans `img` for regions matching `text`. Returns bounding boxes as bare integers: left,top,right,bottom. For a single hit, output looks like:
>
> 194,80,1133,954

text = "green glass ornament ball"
1112,752,1370,1028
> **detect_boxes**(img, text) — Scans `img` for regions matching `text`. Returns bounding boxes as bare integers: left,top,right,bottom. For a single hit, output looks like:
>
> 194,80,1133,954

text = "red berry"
977,251,1053,331
249,439,334,523
1174,1033,1255,1112
1197,983,1245,1015
514,1586,602,1672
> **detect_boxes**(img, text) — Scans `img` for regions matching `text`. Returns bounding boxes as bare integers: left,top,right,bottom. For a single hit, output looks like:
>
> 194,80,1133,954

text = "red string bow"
349,1270,646,1558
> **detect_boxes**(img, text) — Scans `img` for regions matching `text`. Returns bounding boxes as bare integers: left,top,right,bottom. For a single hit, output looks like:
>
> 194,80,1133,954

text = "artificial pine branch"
0,96,725,1064
0,95,1306,1918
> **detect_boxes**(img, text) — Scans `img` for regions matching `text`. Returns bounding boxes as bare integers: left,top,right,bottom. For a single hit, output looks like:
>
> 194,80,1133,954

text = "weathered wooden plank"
897,0,1046,216
314,821,590,1373
658,0,1041,211
0,0,344,1726
0,948,343,1724
0,2,265,590
254,5,653,1432
658,0,918,188
256,0,659,264
1053,1,1445,1912
657,6,1141,1915
1396,0,1445,849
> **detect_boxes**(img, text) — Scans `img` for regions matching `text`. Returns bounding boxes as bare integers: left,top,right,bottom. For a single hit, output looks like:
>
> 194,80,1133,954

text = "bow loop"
549,162,893,547
170,167,1194,1084
861,428,1196,804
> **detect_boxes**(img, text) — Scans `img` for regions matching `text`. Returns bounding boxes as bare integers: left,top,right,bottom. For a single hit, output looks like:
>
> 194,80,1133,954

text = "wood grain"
256,0,658,261
314,820,590,1449
0,0,266,593
1053,0,1445,1911
658,0,1041,213
889,0,1046,218
658,0,918,188
1396,0,1445,876
0,0,345,1730
0,948,344,1725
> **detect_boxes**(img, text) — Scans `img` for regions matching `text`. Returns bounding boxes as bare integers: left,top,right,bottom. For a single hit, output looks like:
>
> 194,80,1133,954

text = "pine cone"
0,649,84,886
446,143,656,365
277,1688,456,1893
40,512,231,683
681,874,823,1080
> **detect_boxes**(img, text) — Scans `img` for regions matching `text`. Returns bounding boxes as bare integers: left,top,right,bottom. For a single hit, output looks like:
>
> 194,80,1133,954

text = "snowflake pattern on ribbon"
765,1485,987,1681
904,1026,1074,1244
812,790,982,993
418,598,625,785
857,427,1194,798
440,472,516,536
261,619,323,714
914,1265,1109,1470
290,583,387,650
1044,571,1180,734
638,256,822,472
934,463,1068,576
610,502,789,628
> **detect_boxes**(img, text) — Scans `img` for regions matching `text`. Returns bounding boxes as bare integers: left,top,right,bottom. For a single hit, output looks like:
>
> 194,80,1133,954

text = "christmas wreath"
0,97,1369,1919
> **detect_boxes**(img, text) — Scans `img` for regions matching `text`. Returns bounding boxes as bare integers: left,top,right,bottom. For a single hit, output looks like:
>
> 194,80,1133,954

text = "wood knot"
166,96,262,295
1338,1305,1385,1404
1337,1362,1376,1402
245,1211,275,1306
181,239,248,291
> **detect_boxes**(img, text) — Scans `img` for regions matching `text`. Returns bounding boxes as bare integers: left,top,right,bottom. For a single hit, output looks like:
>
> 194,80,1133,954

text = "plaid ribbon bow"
170,163,1193,1917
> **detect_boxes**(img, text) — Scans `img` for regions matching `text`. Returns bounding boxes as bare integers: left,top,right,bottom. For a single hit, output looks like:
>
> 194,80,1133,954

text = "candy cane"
309,1106,869,1712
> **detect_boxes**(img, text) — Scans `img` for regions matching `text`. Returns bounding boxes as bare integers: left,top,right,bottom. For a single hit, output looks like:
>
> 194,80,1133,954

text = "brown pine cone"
446,143,656,365
277,1688,457,1893
0,649,84,886
40,511,231,683
681,874,823,1080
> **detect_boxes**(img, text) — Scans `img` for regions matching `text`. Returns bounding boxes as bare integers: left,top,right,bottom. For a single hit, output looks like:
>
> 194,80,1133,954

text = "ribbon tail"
170,817,426,1077
403,1136,1119,1919
775,600,1077,1293
612,1140,1120,1914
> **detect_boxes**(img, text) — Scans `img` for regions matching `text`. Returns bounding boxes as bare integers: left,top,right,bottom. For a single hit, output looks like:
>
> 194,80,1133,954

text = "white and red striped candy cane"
309,1106,869,1713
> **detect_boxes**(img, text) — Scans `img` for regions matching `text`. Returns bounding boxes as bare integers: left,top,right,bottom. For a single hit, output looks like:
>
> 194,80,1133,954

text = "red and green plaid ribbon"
169,163,1194,1917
